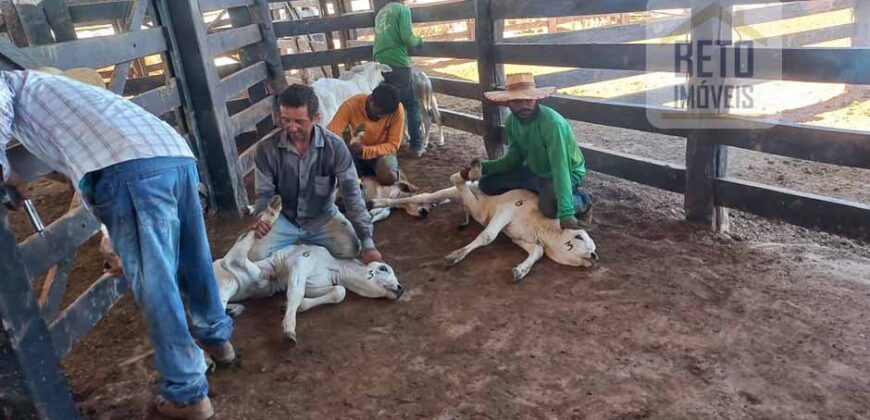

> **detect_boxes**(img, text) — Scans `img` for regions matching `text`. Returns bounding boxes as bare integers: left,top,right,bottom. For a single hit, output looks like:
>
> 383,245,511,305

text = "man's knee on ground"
375,168,398,185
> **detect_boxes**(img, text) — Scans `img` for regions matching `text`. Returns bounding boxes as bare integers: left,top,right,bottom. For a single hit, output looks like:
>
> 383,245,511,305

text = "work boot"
155,395,214,420
576,196,593,227
204,341,236,367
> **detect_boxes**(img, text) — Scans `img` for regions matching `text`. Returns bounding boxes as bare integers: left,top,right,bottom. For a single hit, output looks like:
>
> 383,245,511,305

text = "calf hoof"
284,331,298,348
512,267,528,283
444,250,464,267
226,304,246,318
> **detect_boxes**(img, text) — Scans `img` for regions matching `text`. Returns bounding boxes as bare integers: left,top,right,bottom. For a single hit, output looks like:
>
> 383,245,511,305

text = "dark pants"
382,67,422,151
478,166,592,219
354,153,400,185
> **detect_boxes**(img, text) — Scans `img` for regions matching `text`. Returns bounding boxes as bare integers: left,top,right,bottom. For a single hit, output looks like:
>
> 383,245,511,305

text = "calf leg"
431,95,445,146
445,209,514,267
511,241,545,282
281,262,310,347
371,185,460,209
370,207,391,223
298,286,346,312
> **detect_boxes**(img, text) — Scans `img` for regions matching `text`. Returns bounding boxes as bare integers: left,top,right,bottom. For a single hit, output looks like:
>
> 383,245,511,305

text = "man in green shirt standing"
373,0,425,157
461,73,593,230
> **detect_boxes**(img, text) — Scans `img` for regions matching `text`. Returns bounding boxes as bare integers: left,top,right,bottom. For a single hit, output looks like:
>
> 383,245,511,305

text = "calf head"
547,229,598,268
346,262,404,300
341,62,392,91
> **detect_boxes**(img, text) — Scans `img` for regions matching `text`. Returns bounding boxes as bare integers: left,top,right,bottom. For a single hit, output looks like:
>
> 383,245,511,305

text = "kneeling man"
327,83,404,185
461,73,593,229
251,84,383,264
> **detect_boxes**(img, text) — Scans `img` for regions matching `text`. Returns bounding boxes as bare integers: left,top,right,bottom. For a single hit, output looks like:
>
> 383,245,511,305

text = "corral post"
683,0,731,232
475,0,507,159
227,4,274,138
160,0,248,215
0,208,80,420
855,0,869,46
252,0,289,103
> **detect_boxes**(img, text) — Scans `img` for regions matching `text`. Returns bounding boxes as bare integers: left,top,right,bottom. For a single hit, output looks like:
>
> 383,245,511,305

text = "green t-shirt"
373,2,422,68
481,105,587,219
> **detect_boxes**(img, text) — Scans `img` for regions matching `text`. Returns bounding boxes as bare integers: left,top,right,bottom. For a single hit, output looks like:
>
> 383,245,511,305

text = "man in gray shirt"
250,84,382,264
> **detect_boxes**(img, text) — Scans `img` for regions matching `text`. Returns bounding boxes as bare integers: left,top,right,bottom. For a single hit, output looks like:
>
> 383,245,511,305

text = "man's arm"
334,141,376,250
398,4,423,48
326,100,353,140
361,106,404,159
252,141,278,214
480,117,523,175
546,123,577,221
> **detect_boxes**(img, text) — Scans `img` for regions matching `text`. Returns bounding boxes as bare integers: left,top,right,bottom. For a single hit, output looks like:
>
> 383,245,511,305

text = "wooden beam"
280,45,371,68
0,0,29,46
733,47,870,85
411,0,474,23
18,207,100,278
535,69,643,90
251,0,287,98
68,1,131,24
712,121,870,170
41,0,77,42
411,40,477,59
0,37,39,69
230,95,276,136
495,43,671,73
109,0,150,94
38,254,75,321
162,0,248,214
273,12,374,37
0,208,79,419
24,26,167,70
539,95,685,137
11,2,54,45
490,0,801,20
441,109,485,136
200,0,254,13
715,177,870,239
207,23,262,56
429,76,481,100
856,0,870,47
220,60,268,100
129,79,182,116
475,0,506,159
583,145,686,194
48,273,130,358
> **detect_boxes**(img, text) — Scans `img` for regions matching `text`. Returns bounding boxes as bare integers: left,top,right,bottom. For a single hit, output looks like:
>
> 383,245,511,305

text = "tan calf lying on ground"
372,162,598,282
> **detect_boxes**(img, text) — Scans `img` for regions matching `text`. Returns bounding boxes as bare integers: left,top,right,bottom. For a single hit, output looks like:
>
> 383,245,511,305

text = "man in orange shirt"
327,83,403,185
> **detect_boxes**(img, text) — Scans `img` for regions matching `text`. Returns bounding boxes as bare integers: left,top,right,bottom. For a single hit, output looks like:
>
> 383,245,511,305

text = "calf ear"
380,64,393,73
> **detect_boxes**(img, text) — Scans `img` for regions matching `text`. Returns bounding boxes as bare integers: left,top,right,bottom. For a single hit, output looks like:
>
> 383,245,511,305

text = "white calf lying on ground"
214,196,404,345
372,164,598,281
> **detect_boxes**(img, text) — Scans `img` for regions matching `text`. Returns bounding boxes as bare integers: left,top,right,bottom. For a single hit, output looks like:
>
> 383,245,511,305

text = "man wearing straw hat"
462,73,593,230
0,67,232,419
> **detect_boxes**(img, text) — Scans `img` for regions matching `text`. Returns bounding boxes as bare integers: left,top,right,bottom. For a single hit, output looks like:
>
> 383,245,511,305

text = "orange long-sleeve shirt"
327,94,404,160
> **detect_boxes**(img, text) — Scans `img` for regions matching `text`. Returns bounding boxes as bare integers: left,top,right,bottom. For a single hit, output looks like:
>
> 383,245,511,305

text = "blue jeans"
382,67,422,151
87,157,232,406
478,166,592,219
248,212,360,262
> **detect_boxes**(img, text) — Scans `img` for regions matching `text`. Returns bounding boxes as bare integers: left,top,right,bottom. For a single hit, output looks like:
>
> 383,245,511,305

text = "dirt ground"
7,101,870,418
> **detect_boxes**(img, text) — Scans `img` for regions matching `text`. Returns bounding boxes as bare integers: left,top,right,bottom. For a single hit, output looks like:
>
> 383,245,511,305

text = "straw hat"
483,72,556,103
35,66,106,89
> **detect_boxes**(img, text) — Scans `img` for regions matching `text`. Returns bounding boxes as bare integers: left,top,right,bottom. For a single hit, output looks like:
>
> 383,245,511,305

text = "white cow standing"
311,62,391,125
213,196,404,345
372,162,598,281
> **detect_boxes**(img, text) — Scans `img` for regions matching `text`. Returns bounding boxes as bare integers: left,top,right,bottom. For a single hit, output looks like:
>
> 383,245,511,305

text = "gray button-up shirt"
253,125,374,250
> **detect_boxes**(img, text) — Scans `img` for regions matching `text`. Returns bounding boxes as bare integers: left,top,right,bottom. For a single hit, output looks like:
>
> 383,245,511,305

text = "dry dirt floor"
7,101,870,419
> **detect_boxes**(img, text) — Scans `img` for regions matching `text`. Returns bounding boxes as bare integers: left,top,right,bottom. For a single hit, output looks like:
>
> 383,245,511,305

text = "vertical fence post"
684,0,731,232
160,0,247,215
227,4,274,138
855,0,869,46
475,0,507,159
0,209,79,420
252,0,288,98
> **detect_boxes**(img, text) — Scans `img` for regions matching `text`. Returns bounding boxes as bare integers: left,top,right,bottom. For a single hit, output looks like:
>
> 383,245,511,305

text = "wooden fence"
0,0,284,417
272,0,869,238
0,0,868,417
